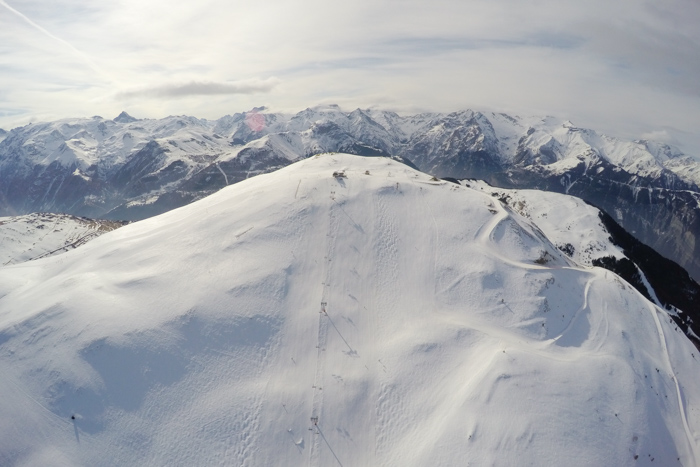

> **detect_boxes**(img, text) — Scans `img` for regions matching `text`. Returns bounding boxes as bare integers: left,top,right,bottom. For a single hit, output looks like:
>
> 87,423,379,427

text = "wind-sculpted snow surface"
0,154,698,466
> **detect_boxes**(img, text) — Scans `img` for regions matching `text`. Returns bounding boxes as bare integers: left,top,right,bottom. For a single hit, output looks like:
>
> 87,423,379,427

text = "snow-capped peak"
113,111,139,124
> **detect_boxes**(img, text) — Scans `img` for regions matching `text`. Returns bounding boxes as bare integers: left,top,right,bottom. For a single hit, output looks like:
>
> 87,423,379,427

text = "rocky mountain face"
1,106,699,281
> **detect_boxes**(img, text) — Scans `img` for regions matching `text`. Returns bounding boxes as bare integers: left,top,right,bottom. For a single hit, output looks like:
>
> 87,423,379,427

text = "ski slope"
0,213,125,266
465,181,627,266
0,154,698,466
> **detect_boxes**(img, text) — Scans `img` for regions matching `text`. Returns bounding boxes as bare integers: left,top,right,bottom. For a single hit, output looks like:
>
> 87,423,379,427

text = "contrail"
0,0,112,82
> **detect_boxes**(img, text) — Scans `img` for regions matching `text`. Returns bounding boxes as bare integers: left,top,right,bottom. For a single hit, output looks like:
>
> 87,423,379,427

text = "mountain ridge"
466,181,700,347
1,106,699,282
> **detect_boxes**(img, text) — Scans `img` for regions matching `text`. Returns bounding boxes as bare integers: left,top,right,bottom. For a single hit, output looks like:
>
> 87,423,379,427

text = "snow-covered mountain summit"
0,154,698,466
113,111,139,124
1,106,700,282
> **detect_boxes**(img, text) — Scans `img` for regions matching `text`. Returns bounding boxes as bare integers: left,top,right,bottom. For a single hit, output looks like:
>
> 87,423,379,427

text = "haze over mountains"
1,154,699,466
1,105,699,284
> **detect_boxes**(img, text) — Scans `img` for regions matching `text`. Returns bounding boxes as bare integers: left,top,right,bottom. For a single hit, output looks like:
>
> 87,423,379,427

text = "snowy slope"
465,182,626,267
0,154,699,466
462,182,700,344
0,213,126,266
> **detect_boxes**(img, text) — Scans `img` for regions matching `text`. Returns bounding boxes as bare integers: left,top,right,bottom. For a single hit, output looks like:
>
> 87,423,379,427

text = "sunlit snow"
0,154,698,466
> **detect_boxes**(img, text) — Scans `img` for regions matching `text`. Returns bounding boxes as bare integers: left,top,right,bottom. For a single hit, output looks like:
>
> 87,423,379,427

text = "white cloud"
0,0,699,155
113,78,280,100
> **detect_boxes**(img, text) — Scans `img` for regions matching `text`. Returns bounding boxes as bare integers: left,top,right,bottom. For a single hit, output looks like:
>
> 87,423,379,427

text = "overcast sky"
1,0,699,154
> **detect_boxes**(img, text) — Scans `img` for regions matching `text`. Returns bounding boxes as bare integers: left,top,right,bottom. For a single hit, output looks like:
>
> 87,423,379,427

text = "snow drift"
0,154,698,466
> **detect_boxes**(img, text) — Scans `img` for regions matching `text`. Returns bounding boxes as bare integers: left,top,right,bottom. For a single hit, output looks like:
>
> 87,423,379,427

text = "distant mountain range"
1,105,699,282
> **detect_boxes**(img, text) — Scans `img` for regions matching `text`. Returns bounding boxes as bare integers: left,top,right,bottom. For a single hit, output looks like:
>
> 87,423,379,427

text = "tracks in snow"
476,200,555,272
307,184,337,466
475,191,605,352
308,179,356,467
646,301,699,464
479,189,698,461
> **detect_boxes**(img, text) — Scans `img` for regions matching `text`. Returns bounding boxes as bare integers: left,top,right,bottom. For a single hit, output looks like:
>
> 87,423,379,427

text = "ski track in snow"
372,182,405,465
646,299,699,464
476,199,554,273
552,274,594,347
412,179,441,300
